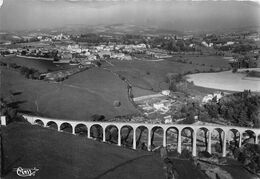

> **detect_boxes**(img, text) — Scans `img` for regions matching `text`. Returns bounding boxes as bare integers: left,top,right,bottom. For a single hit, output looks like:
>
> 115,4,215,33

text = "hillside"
0,67,138,121
1,122,164,179
104,57,229,96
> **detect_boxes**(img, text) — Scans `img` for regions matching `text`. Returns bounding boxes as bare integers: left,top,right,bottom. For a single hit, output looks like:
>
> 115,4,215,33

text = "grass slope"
0,68,138,120
0,56,71,73
1,122,165,179
105,58,217,93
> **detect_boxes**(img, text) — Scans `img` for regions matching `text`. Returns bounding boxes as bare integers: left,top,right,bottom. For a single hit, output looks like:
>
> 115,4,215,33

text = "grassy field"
132,87,157,98
177,56,231,68
0,56,71,72
1,122,164,179
0,41,51,49
0,68,138,121
104,58,216,96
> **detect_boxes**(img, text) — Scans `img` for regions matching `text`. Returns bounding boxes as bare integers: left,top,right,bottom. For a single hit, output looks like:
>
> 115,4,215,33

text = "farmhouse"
202,92,224,103
161,90,171,96
164,115,172,124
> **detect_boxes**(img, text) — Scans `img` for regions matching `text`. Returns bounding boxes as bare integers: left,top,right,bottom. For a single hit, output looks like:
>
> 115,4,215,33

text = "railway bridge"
2,115,259,157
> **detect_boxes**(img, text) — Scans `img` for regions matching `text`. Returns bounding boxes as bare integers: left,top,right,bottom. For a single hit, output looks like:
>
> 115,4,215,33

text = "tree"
0,94,27,125
232,67,238,73
33,71,40,80
252,108,260,128
169,81,177,92
21,50,27,55
94,61,101,67
183,113,195,124
91,114,105,122
113,100,121,107
204,103,219,118
166,73,184,92
199,110,210,122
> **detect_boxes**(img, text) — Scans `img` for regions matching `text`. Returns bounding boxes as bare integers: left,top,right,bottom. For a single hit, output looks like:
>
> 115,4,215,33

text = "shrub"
129,93,134,98
198,151,212,158
232,67,238,73
180,149,192,159
113,100,121,107
120,76,126,80
91,114,106,121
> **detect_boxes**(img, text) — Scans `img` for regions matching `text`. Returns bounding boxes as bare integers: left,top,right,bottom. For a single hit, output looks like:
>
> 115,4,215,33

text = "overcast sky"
0,0,259,31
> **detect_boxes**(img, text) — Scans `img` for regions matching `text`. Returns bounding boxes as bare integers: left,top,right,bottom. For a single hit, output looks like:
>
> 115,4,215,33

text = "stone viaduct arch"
22,114,260,157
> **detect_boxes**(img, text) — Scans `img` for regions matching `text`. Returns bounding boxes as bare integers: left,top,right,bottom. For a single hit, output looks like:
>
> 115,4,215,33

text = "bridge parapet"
23,114,259,134
22,114,260,157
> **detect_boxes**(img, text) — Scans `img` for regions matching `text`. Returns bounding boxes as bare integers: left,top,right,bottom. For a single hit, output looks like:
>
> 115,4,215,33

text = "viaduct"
1,115,259,157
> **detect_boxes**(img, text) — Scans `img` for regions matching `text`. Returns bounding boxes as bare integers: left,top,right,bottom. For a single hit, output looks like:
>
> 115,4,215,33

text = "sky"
0,0,259,31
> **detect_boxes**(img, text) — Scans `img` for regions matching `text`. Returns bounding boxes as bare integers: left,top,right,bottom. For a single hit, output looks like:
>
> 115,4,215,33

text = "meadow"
0,56,71,72
1,68,138,121
104,57,224,96
178,56,231,68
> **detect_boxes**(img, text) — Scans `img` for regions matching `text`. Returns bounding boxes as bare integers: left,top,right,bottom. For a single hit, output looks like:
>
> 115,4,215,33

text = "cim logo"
14,167,39,177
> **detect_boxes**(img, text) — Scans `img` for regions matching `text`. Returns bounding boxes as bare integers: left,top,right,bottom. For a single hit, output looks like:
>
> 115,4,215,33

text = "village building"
202,92,224,103
67,44,82,53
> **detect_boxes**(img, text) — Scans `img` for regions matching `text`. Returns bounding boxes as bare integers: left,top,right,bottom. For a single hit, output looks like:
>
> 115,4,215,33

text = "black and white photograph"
0,0,260,178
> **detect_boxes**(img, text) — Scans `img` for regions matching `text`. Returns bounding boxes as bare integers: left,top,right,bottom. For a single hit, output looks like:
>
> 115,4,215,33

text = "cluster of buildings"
201,40,236,48
202,92,225,104
134,90,178,122
146,48,172,59
37,33,70,42
42,66,85,81
0,46,56,60
202,31,260,49
59,43,146,64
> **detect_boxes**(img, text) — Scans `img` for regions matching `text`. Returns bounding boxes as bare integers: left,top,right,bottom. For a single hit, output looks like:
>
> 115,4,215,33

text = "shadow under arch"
196,127,209,154
242,129,256,145
90,124,103,141
34,119,44,126
120,125,134,148
46,121,58,130
228,128,241,148
75,123,88,136
105,125,119,144
181,127,194,153
135,125,149,151
211,128,225,155
150,126,164,151
165,126,179,151
60,122,73,133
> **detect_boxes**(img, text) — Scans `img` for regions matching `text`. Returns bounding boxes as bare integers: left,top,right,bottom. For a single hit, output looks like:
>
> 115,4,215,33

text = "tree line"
1,61,41,80
175,90,260,128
